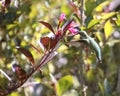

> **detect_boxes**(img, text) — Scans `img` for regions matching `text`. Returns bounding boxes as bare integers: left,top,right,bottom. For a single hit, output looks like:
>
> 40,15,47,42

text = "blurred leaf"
102,12,117,20
103,78,110,96
39,21,55,34
98,68,104,78
96,32,103,42
85,0,96,16
9,92,20,96
98,82,104,95
61,4,71,15
115,14,120,27
117,14,120,20
86,69,95,82
29,4,37,19
87,19,101,29
16,46,35,65
104,20,113,39
95,1,110,12
56,75,73,96
7,23,18,30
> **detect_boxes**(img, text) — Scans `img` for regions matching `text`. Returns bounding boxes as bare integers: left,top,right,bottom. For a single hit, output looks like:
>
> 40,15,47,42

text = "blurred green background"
0,0,120,96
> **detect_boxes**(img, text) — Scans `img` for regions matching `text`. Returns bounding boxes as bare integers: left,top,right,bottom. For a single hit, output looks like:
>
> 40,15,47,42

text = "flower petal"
59,13,66,22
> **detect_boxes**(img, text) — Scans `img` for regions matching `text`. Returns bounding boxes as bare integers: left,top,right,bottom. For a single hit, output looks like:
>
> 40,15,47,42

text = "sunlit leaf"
115,20,120,27
10,92,20,96
117,14,120,20
102,12,117,20
95,1,110,12
104,20,113,39
61,4,71,15
29,4,37,19
16,46,35,65
56,75,73,96
96,32,103,42
7,23,18,30
39,21,55,34
86,69,95,82
87,19,101,29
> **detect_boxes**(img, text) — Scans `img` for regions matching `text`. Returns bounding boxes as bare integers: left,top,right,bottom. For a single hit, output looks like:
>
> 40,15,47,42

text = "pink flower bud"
59,13,66,22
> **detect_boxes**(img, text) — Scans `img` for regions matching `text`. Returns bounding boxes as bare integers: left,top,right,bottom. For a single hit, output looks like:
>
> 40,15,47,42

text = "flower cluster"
39,13,79,52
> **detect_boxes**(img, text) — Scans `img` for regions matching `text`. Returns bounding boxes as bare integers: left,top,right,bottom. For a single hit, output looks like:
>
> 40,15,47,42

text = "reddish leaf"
16,46,35,65
39,21,55,34
12,64,27,81
40,37,57,50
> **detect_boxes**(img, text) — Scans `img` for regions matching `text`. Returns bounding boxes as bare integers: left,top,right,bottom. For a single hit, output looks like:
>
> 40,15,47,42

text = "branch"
0,69,12,81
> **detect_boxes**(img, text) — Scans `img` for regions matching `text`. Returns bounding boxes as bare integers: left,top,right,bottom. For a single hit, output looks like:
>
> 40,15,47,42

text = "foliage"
0,0,120,96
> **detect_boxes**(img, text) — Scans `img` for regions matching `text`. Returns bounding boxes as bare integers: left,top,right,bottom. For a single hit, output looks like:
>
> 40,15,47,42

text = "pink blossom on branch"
59,13,66,22
64,21,79,35
58,13,67,29
68,27,79,35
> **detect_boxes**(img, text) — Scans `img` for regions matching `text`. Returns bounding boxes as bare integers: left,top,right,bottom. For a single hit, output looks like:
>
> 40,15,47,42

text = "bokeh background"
0,0,120,96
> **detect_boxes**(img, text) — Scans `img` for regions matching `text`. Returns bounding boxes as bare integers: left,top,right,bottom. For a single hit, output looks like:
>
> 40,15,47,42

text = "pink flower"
59,13,66,22
68,27,78,35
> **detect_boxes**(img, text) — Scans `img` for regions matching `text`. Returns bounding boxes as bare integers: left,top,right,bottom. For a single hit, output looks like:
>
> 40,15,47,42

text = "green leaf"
117,14,120,20
102,12,117,20
86,69,95,82
98,82,104,95
85,0,96,16
115,20,120,27
87,19,101,29
104,20,113,39
56,75,73,96
7,23,18,30
10,92,20,96
96,32,103,42
98,68,104,78
95,1,110,12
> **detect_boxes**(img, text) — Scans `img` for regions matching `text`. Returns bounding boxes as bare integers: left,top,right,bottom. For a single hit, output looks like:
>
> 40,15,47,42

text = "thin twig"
0,69,12,81
30,43,42,54
80,0,85,26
